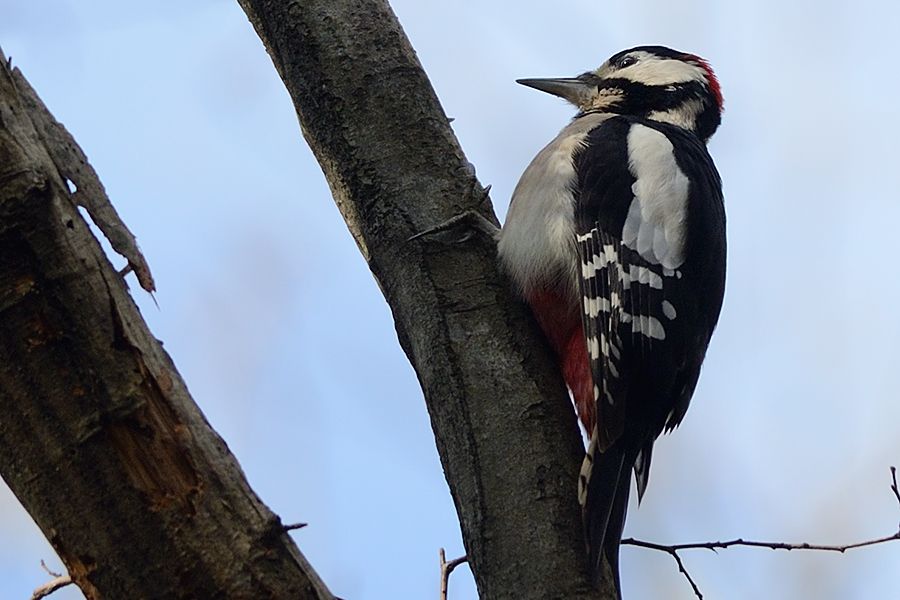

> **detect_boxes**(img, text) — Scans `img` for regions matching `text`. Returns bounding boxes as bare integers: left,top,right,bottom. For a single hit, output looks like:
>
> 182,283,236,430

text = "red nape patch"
687,54,724,111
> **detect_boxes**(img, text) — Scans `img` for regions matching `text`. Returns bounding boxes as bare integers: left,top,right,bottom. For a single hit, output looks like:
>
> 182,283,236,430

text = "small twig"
30,575,73,600
283,522,308,532
39,560,61,579
623,529,900,600
643,542,704,599
890,466,899,509
623,466,900,599
438,548,468,600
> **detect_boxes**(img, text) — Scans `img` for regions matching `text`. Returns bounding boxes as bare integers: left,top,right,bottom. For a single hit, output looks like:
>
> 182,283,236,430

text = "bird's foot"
407,205,500,245
408,164,499,244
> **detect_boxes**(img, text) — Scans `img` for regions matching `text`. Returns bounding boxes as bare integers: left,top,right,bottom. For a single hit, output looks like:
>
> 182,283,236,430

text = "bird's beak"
516,77,596,106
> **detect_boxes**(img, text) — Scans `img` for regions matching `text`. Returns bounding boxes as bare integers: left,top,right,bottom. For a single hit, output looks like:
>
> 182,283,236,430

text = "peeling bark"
1,0,623,595
0,50,332,599
237,1,612,597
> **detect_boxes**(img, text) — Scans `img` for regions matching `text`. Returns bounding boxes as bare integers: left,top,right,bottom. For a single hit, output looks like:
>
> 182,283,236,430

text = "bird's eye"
616,56,637,69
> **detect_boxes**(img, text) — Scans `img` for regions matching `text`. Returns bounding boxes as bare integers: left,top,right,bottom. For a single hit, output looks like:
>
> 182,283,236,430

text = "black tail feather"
586,442,633,595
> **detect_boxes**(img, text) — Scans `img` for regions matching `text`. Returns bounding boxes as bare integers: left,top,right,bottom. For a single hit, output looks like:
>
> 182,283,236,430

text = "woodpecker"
498,46,725,592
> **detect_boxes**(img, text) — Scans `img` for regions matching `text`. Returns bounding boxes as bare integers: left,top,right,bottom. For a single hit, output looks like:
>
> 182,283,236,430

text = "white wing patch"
622,124,690,269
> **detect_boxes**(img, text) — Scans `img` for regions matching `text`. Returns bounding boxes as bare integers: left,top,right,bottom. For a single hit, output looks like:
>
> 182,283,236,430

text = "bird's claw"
407,208,500,245
408,173,498,244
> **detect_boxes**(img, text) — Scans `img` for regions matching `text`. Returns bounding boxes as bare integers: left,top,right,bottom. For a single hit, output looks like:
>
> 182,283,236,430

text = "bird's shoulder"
572,115,721,239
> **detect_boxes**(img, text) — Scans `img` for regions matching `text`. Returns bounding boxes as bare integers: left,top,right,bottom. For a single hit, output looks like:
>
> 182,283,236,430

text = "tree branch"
30,576,73,600
623,531,900,555
438,548,468,600
235,1,606,598
0,50,332,599
622,466,900,599
9,62,155,293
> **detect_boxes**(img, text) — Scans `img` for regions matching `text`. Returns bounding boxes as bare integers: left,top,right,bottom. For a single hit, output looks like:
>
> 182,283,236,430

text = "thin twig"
30,575,73,600
39,560,61,579
623,466,900,599
438,548,468,600
645,543,704,599
622,529,900,555
890,466,899,509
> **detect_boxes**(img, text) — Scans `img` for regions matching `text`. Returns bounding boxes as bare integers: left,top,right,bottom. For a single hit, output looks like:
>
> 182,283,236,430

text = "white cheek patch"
648,98,705,131
615,52,708,86
622,124,690,269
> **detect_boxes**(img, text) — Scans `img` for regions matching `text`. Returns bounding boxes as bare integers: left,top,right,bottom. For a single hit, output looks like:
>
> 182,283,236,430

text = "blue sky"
2,1,900,599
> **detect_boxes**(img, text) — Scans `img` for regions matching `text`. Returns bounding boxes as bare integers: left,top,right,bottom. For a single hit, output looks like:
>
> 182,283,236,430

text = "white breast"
499,113,612,296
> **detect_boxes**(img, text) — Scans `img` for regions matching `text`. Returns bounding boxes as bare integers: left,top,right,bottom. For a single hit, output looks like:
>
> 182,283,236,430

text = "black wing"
575,115,725,492
573,116,725,587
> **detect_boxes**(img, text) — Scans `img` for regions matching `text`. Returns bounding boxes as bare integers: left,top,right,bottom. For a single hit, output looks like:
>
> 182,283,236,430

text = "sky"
1,1,900,599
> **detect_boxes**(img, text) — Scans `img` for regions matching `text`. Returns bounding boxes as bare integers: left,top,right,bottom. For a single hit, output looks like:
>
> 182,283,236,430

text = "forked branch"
621,466,900,599
439,548,469,600
440,467,900,599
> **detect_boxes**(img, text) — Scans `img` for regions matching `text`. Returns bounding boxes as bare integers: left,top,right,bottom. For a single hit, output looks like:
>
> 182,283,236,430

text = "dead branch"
439,548,469,600
0,46,332,599
9,63,155,293
30,576,73,600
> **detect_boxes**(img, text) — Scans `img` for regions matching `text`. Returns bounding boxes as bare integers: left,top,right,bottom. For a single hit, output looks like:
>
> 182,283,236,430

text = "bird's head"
518,46,723,141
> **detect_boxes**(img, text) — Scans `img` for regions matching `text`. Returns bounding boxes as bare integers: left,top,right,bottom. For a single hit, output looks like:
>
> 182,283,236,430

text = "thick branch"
0,51,332,599
236,1,605,597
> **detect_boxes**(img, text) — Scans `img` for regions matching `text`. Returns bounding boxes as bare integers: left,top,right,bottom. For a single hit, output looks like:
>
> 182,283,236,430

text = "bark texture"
0,51,332,599
237,1,612,597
